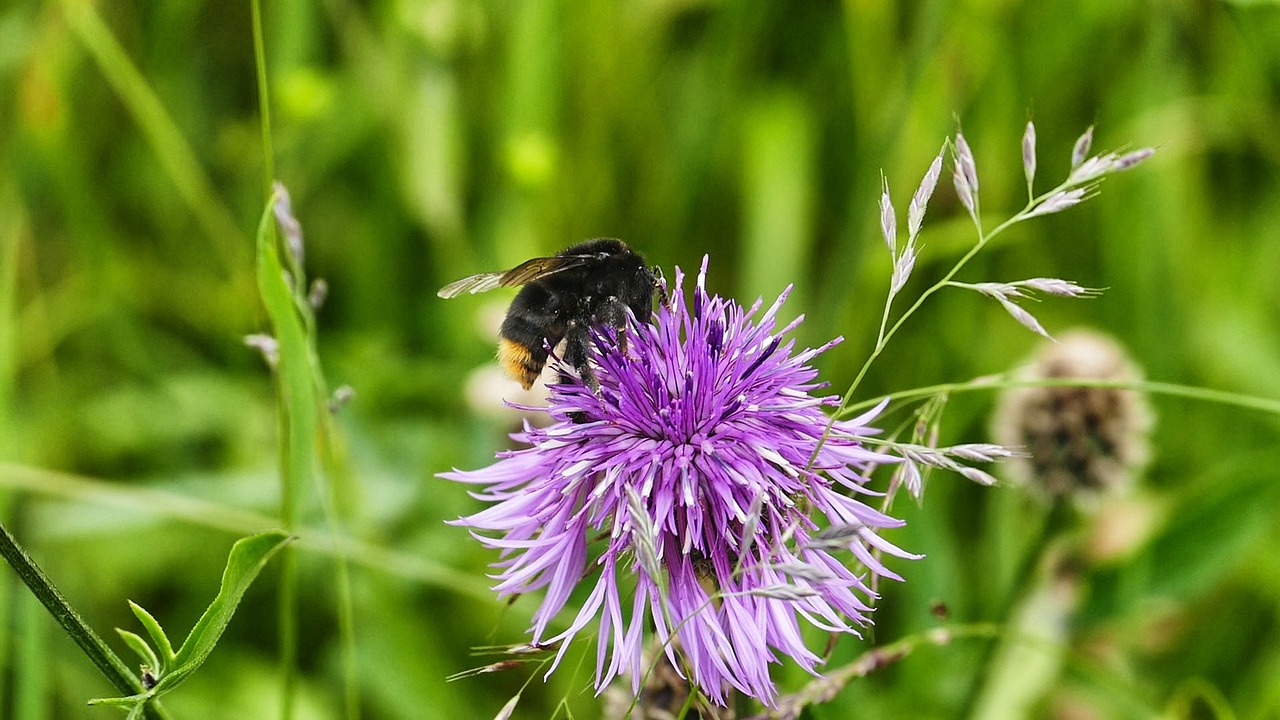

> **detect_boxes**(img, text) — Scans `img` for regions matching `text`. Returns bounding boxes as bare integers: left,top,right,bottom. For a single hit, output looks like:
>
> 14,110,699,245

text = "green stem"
807,181,1041,477
277,547,297,720
960,499,1072,719
765,623,1003,718
832,175,1080,425
251,0,275,194
60,0,245,275
841,376,1280,418
316,420,361,720
0,523,171,720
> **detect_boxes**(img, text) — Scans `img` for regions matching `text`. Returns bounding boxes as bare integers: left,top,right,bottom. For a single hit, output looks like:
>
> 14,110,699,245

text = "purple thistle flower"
444,259,915,705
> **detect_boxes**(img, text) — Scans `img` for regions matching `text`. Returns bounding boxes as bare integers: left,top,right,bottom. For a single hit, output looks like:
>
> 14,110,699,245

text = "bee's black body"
438,239,660,390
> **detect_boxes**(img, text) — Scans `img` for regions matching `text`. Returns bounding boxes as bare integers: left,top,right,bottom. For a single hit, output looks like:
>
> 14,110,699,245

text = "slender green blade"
127,601,174,670
116,629,160,674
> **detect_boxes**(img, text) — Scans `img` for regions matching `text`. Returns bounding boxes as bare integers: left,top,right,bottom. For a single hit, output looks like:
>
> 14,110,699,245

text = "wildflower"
444,259,914,705
992,329,1152,502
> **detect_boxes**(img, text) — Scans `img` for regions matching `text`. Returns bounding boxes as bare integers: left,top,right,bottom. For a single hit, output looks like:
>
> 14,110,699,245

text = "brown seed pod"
993,329,1153,503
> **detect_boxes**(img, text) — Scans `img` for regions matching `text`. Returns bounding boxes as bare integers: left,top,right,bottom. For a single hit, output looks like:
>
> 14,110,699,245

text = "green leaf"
127,601,174,670
115,629,160,674
150,531,291,693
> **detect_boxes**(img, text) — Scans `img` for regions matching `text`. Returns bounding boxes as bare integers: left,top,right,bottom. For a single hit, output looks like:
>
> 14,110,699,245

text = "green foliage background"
2,0,1280,718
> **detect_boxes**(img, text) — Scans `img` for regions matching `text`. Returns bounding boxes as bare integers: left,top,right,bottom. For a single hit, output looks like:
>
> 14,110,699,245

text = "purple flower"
443,259,915,705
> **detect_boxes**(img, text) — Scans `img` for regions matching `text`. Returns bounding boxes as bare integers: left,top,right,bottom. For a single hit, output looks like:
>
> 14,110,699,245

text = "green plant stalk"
316,418,362,720
276,546,298,720
762,623,1004,718
257,209,303,720
960,499,1072,719
251,0,275,194
805,178,1039,474
0,182,20,710
14,592,46,720
0,462,494,600
840,377,1280,418
0,523,170,720
59,0,245,276
833,192,1032,416
255,181,362,716
250,4,362,694
250,17,302,716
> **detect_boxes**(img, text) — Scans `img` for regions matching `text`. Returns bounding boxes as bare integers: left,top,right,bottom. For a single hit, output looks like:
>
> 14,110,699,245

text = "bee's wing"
436,254,599,298
436,272,508,298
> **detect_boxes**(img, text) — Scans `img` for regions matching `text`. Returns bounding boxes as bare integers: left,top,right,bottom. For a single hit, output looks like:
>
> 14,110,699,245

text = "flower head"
993,329,1153,502
444,259,914,705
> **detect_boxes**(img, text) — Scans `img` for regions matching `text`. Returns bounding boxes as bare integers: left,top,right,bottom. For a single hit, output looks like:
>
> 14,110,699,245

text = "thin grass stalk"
0,523,171,720
959,499,1072,718
315,419,362,720
840,377,1280,419
249,7,298,719
254,208,304,720
276,544,298,720
13,592,45,720
252,0,276,196
0,537,10,714
58,0,246,275
0,462,493,601
0,185,19,711
262,215,300,720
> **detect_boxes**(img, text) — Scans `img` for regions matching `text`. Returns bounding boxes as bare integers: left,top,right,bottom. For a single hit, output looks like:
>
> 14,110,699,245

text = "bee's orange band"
498,338,540,390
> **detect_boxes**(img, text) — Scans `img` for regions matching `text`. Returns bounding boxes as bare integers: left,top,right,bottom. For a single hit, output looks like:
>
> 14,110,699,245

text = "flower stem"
840,376,1280,418
960,499,1072,719
0,522,171,720
251,0,274,197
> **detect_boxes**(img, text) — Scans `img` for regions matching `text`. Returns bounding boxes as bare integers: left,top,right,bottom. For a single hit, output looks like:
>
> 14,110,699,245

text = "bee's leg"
561,322,599,393
651,266,671,309
597,295,632,355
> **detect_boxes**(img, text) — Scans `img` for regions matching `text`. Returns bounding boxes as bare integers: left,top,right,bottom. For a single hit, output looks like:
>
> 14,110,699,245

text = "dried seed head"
890,244,918,297
244,333,280,368
992,329,1153,504
879,174,897,254
1115,147,1156,171
908,145,946,241
603,641,736,720
307,278,329,310
1071,126,1094,170
954,132,979,193
1024,188,1091,219
272,182,305,270
1022,120,1037,189
952,133,980,221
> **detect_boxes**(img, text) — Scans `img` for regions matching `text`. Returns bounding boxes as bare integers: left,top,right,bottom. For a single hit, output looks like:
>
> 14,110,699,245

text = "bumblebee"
438,238,663,390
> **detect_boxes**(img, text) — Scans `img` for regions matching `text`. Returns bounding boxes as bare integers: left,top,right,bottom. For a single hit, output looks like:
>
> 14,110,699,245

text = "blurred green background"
2,0,1280,718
